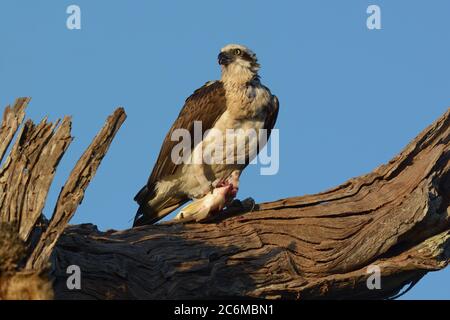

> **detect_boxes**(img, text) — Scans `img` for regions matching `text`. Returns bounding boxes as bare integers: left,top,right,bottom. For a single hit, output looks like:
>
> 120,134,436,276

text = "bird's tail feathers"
133,185,187,227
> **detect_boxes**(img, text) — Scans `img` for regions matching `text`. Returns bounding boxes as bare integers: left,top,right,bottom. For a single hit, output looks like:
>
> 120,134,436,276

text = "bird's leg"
175,170,241,222
216,170,240,204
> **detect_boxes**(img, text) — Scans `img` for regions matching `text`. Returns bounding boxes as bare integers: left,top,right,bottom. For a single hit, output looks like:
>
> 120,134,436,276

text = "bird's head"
218,44,260,84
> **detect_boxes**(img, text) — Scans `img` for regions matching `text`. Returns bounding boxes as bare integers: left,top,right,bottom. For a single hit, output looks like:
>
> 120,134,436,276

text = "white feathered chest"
183,82,272,197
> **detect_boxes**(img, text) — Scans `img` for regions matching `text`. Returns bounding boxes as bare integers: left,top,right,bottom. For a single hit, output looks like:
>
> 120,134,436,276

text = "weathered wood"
27,108,126,270
0,98,126,300
0,97,29,163
0,99,72,242
50,109,450,299
1,97,449,300
0,119,73,240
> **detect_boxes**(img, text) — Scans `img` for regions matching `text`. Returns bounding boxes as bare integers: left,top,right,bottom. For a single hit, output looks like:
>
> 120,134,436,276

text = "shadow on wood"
0,97,449,299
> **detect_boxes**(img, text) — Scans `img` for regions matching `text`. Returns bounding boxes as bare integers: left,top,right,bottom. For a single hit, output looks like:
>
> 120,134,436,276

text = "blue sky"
0,0,449,299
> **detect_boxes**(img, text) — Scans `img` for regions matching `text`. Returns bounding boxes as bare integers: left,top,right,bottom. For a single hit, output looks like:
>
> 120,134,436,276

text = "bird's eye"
234,49,242,55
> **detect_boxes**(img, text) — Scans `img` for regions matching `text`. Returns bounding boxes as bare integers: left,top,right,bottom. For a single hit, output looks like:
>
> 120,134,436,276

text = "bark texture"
0,97,449,300
53,108,450,300
0,98,126,299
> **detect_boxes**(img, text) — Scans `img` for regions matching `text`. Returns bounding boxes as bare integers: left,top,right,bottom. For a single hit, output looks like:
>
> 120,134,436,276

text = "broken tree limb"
0,98,126,299
0,97,449,300
51,108,450,300
0,97,29,163
27,108,126,270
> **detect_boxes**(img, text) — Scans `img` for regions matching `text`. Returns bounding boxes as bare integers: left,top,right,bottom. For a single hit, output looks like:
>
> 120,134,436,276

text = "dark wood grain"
1,98,449,300
52,109,450,299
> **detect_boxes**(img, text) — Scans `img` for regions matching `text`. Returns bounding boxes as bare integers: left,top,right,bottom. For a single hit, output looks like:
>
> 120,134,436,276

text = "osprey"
133,44,279,226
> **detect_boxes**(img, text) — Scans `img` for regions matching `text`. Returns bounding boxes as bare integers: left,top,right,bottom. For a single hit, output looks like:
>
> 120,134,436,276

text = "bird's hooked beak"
218,52,233,66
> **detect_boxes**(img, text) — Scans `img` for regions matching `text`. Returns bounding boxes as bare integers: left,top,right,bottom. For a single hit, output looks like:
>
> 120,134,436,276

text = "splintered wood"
0,98,126,300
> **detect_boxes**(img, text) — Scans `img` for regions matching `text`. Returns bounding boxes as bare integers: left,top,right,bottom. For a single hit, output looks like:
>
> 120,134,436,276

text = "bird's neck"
221,64,259,88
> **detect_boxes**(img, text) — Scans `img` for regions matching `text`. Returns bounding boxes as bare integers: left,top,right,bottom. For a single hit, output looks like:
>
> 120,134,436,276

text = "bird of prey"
133,44,279,226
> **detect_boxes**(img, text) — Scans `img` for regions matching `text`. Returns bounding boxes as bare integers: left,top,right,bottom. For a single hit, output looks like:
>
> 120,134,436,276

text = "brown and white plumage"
133,44,279,226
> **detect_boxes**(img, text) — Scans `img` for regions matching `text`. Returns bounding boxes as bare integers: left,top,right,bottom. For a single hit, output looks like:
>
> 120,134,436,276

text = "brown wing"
264,94,279,140
146,80,227,189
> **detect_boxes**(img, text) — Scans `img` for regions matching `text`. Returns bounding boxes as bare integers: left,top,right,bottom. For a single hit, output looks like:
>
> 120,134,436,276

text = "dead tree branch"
0,98,126,299
0,98,449,299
